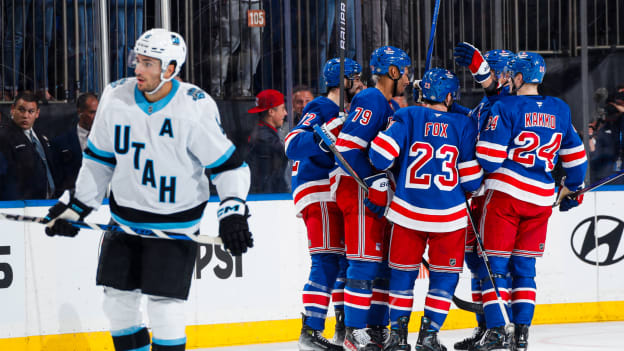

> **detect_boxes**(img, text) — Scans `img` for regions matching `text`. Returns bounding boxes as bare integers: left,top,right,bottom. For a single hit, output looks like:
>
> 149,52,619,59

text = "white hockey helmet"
133,28,186,94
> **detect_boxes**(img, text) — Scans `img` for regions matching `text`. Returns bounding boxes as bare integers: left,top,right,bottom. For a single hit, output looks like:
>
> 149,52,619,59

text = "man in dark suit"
0,91,63,200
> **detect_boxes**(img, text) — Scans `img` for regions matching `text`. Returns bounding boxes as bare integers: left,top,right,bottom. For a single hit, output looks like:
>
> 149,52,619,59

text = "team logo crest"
449,258,456,266
539,243,544,251
424,82,431,89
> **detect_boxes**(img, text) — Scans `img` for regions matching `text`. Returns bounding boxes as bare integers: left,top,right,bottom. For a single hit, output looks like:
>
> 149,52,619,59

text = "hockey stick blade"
420,258,483,314
0,212,223,245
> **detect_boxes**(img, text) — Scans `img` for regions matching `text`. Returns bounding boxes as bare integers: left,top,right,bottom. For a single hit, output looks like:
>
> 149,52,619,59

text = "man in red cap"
247,89,290,193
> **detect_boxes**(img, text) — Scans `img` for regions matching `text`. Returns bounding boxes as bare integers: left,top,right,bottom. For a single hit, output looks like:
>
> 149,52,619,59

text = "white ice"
193,321,624,350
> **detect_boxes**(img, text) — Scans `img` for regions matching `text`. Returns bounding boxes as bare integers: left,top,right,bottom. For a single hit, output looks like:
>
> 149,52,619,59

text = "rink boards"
0,190,623,350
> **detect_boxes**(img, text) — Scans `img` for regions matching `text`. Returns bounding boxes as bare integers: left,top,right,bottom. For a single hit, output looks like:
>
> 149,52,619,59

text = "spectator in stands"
110,0,144,80
210,0,262,97
246,89,290,193
68,0,98,95
292,85,314,125
588,117,616,183
0,92,62,200
2,0,54,101
76,92,99,150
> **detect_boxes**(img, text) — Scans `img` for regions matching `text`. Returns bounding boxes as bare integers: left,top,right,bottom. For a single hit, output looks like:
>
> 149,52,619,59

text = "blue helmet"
509,51,546,84
420,68,460,103
484,49,514,75
369,46,411,76
323,57,362,88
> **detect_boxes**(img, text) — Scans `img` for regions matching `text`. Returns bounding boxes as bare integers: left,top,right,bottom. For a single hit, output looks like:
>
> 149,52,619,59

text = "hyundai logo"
570,216,624,266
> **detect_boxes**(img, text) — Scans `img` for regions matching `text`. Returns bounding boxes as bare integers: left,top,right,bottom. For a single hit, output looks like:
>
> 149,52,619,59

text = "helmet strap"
146,67,176,95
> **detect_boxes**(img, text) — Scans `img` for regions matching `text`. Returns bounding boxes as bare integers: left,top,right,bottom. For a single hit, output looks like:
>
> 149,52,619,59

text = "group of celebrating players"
286,42,588,351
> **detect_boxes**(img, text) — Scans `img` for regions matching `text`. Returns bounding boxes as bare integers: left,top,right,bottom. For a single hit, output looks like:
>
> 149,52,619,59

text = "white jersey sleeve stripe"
205,144,236,169
87,139,115,158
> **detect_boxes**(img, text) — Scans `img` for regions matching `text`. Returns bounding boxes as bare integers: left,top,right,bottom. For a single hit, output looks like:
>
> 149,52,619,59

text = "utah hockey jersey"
75,78,249,234
369,106,483,232
285,96,341,212
334,87,399,181
476,95,587,206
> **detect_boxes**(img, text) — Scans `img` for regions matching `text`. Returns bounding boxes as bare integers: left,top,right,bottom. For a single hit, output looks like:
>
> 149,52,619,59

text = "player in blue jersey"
473,52,588,351
369,68,484,351
332,46,411,351
452,44,516,350
285,57,364,351
43,29,253,351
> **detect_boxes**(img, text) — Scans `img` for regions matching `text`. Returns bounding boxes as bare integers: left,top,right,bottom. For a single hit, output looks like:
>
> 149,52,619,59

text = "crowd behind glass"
1,0,623,200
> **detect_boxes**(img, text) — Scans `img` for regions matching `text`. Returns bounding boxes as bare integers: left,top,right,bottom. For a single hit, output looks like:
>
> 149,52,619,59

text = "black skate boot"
332,310,346,345
414,316,446,351
514,324,528,351
453,321,485,350
298,314,343,351
343,327,383,351
369,325,390,349
384,316,411,351
470,326,512,351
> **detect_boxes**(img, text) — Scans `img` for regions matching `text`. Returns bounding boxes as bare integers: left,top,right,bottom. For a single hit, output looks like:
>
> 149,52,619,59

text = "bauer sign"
247,9,265,27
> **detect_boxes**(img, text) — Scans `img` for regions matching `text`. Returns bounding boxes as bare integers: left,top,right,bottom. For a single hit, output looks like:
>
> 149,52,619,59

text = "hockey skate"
343,327,383,351
414,316,446,351
332,310,346,345
469,326,513,351
298,314,343,351
514,324,529,351
384,316,411,351
453,321,485,350
369,325,390,349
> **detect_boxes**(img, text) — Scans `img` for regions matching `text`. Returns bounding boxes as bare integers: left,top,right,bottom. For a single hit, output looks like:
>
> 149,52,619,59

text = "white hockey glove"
217,197,253,256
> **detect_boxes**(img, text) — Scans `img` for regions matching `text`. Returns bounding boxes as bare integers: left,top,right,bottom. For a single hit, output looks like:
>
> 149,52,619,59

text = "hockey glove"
217,197,253,256
558,185,584,212
313,117,344,153
453,42,491,83
364,173,390,218
44,195,93,237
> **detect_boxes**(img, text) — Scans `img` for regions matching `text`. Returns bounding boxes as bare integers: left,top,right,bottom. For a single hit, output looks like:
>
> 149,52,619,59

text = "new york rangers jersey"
285,96,341,212
476,95,587,206
74,78,249,234
335,87,400,180
469,85,512,134
369,106,483,232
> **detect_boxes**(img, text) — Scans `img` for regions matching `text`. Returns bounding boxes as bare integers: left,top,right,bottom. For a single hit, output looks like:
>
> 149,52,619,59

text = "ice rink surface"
195,321,624,350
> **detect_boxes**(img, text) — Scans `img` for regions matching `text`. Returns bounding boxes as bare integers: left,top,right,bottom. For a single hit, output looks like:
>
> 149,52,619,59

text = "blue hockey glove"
44,195,93,237
557,185,584,212
217,197,253,256
364,173,390,218
454,42,491,83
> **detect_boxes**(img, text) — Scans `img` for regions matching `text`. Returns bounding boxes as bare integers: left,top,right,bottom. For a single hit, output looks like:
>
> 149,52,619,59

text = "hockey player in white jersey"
43,29,253,351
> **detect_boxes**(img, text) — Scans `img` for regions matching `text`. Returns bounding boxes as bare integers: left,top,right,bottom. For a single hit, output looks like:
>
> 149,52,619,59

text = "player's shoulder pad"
109,77,131,89
351,87,387,109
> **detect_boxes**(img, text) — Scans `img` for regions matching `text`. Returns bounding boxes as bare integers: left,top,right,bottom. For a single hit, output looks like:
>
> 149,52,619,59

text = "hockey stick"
313,124,481,313
465,199,512,327
0,212,223,245
337,0,347,116
420,259,483,313
424,0,441,71
552,169,624,207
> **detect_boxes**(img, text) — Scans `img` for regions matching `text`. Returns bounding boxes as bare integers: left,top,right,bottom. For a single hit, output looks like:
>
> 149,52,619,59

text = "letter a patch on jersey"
160,118,174,138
